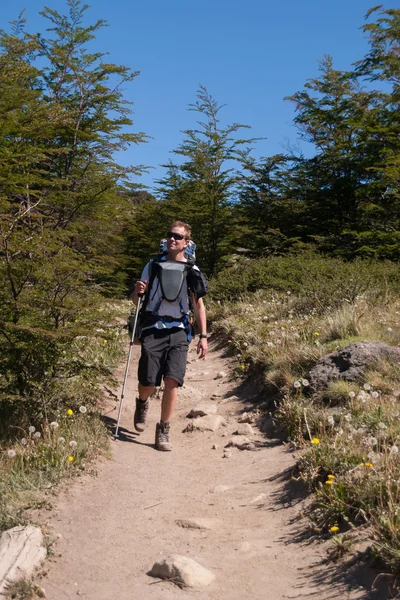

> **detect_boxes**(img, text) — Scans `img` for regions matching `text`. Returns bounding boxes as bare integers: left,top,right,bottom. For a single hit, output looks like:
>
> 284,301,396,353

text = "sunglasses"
167,231,186,241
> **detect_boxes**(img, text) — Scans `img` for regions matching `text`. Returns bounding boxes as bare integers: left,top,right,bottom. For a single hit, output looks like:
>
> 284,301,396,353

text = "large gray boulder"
308,341,400,390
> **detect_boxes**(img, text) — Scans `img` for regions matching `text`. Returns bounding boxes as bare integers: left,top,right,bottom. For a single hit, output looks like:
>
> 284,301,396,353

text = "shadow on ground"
260,463,399,600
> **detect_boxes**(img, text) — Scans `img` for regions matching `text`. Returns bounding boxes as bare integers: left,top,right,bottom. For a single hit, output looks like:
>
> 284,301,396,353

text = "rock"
308,341,400,391
222,451,231,459
183,415,226,433
0,526,47,594
226,437,255,450
212,485,229,493
176,518,215,530
234,424,254,436
238,413,256,424
212,444,219,449
214,371,227,380
210,394,222,399
149,554,215,588
260,416,274,433
187,404,218,418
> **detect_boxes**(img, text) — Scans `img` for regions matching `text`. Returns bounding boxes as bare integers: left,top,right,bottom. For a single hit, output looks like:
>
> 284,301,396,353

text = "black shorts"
138,327,189,387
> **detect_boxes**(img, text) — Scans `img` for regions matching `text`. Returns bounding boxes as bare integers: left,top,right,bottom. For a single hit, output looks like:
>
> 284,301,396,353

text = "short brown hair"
170,221,192,240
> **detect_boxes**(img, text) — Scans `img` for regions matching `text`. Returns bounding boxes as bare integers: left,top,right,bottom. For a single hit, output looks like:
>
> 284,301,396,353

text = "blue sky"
2,0,380,190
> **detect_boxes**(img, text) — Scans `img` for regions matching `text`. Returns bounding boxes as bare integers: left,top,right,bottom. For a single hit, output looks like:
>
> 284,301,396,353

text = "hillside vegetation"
208,252,400,574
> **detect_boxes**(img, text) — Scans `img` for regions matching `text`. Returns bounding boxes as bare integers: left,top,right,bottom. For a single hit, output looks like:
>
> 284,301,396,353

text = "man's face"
166,226,188,252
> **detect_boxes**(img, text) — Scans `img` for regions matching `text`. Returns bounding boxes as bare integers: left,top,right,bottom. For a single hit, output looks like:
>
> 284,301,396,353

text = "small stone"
234,424,254,436
222,451,231,459
238,413,255,424
183,415,226,433
212,444,219,450
187,404,218,418
176,519,215,530
149,554,215,588
260,417,274,433
215,371,227,379
213,485,229,493
226,437,255,450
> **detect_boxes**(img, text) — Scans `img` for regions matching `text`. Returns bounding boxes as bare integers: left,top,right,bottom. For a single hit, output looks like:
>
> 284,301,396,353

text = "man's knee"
164,377,179,391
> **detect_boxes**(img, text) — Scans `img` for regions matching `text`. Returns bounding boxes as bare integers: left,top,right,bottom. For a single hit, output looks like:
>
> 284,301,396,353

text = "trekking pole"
114,297,142,439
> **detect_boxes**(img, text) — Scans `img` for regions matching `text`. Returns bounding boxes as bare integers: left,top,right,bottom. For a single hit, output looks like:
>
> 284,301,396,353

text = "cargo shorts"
138,327,189,387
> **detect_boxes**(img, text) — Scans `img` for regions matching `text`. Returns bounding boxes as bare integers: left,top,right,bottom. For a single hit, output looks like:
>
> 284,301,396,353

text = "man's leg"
138,383,155,401
155,377,179,452
161,377,179,422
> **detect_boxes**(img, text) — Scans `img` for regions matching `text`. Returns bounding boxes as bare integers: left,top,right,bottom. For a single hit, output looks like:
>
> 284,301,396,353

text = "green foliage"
156,86,260,276
0,1,144,434
209,250,400,307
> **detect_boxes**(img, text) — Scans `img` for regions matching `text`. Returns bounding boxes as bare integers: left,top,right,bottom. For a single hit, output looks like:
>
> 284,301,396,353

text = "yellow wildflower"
366,462,374,468
330,526,339,532
325,480,333,485
227,339,232,343
311,438,320,445
68,456,74,462
314,332,320,336
103,339,108,344
327,474,335,479
67,409,73,416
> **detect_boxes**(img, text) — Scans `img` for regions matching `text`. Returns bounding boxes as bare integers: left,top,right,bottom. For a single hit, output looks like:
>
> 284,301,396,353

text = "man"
132,221,208,451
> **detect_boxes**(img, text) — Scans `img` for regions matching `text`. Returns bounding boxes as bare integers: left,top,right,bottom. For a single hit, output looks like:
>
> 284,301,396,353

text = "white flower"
69,440,78,448
387,327,393,333
363,383,372,391
344,413,352,422
302,379,310,387
58,437,66,444
20,438,27,446
371,391,379,399
50,421,59,430
243,342,248,348
348,391,356,399
378,422,387,430
367,436,378,447
7,449,16,458
34,432,41,439
79,406,87,414
327,415,335,427
293,381,301,389
28,426,36,434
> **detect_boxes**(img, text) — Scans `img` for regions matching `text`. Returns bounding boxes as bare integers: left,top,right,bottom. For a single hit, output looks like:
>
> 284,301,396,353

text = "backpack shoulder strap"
140,258,159,313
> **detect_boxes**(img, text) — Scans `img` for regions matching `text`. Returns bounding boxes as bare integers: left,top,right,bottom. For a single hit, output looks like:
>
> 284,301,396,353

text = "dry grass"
208,288,400,574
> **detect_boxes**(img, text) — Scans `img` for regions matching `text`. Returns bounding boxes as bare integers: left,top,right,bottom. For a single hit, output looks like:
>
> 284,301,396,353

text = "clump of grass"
4,577,45,599
0,408,109,532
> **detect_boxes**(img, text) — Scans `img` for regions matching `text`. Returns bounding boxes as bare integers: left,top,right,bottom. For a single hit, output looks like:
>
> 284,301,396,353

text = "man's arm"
192,294,208,359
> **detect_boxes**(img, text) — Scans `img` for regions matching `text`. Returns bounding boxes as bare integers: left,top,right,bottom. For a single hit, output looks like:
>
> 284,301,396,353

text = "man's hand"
135,280,147,296
197,338,208,359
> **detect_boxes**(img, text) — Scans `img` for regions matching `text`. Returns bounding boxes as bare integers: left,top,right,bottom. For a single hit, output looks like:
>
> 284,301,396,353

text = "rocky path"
42,340,378,600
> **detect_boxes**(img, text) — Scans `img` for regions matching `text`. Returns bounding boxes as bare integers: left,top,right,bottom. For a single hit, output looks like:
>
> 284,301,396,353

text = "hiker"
132,221,208,451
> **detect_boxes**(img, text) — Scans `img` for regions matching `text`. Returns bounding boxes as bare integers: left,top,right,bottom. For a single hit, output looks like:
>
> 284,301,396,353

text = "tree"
156,86,259,276
0,1,145,431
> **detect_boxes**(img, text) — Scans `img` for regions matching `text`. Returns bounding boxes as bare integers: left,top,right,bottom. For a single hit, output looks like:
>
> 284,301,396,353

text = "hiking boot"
134,397,149,432
155,421,172,452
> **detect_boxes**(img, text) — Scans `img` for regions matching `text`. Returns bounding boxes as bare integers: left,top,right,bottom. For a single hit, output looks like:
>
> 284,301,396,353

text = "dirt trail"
43,341,379,600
